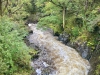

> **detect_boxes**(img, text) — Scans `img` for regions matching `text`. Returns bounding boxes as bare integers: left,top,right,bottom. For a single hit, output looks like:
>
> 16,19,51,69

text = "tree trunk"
0,0,2,16
63,7,65,29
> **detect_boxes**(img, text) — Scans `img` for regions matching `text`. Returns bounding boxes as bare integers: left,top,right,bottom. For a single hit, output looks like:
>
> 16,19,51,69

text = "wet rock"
57,32,91,60
46,28,54,35
71,41,92,60
29,30,33,34
36,68,42,75
54,32,60,36
58,32,70,45
42,61,49,67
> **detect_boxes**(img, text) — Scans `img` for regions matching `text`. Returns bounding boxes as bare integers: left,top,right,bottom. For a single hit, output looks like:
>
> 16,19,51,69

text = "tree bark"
2,0,8,15
63,7,65,29
0,0,2,16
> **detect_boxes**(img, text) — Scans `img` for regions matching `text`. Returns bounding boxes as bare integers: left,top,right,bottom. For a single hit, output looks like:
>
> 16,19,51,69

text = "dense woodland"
0,0,100,75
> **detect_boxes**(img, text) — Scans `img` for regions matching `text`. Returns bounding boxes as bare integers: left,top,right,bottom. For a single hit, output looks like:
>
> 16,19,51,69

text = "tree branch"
0,0,2,16
2,0,8,14
49,0,63,8
11,4,23,14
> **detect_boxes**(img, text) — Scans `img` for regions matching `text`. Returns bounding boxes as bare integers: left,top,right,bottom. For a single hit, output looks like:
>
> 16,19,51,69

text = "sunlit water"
28,23,91,75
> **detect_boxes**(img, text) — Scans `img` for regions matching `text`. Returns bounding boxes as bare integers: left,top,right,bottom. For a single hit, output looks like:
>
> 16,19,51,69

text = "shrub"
71,27,79,37
0,17,32,75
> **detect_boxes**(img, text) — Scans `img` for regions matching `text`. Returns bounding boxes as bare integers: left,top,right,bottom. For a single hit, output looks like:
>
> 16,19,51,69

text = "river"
27,23,91,75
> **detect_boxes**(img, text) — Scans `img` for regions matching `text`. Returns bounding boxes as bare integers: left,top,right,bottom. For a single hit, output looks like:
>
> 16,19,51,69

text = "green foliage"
0,57,8,74
0,17,35,75
38,16,61,26
35,0,78,29
87,14,100,33
37,1,63,32
95,64,100,75
38,15,63,33
1,0,31,20
24,0,37,14
71,27,79,37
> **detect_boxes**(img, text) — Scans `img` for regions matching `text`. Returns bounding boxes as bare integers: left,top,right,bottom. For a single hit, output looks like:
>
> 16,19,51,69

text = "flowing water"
28,23,91,75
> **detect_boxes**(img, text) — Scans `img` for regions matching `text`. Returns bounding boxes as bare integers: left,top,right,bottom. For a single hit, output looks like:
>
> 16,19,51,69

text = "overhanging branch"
49,0,63,8
2,0,8,14
11,4,24,14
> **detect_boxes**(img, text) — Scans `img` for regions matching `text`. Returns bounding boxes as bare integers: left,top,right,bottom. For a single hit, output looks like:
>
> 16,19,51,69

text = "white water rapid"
28,23,91,75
